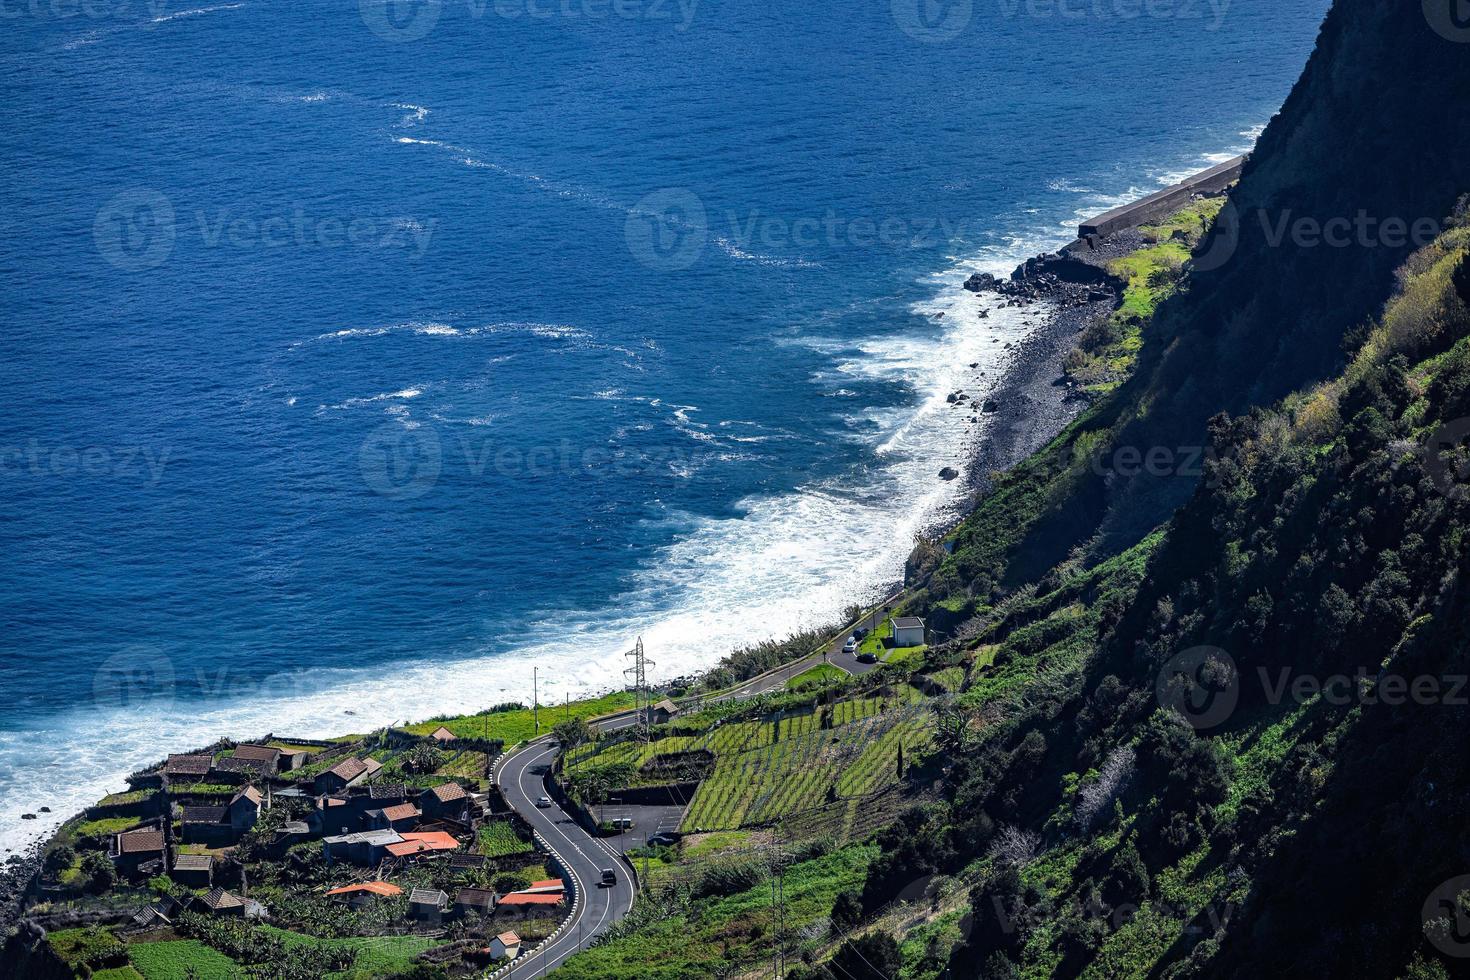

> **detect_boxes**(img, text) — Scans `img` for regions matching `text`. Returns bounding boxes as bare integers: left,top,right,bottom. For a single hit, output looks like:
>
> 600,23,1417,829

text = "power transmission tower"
624,636,655,742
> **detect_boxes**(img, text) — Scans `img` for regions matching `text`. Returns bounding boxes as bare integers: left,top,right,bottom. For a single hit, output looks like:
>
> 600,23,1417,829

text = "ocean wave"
151,3,246,24
391,102,431,127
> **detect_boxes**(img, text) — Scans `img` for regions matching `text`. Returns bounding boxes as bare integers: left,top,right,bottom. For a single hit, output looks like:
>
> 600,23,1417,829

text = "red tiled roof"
231,786,263,806
379,803,420,822
327,881,403,897
496,931,521,945
430,726,457,742
528,878,564,891
498,892,563,906
425,782,466,803
384,831,458,858
326,758,368,782
198,887,244,911
116,829,165,854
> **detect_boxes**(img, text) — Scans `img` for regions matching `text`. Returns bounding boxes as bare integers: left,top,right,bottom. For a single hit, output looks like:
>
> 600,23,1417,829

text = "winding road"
492,590,904,974
495,738,637,978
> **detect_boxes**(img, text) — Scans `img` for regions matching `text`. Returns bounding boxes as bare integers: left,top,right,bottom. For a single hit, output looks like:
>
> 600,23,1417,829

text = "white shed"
890,616,925,648
490,931,522,960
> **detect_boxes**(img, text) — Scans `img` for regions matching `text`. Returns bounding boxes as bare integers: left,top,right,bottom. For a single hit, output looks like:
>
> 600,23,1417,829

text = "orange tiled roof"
327,881,403,897
498,892,563,906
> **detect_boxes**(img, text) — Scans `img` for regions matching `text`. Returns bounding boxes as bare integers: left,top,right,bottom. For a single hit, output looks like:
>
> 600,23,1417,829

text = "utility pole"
623,637,654,743
533,666,539,735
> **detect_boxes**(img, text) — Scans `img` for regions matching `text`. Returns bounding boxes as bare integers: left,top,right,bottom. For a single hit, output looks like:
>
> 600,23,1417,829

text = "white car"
841,636,859,654
535,796,553,808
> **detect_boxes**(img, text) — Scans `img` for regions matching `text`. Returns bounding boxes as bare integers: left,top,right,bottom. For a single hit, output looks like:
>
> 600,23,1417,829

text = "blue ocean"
0,0,1328,849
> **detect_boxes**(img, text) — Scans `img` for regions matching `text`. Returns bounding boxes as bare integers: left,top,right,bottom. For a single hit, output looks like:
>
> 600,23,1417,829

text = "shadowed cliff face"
1096,0,1470,548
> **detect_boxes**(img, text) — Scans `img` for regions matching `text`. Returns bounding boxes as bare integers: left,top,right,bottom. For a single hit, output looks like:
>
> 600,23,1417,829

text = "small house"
326,881,403,909
164,754,213,780
226,786,263,832
429,726,457,744
111,829,167,878
193,887,246,918
649,698,681,725
315,758,369,795
489,931,521,960
170,852,214,888
366,802,421,833
214,755,270,781
277,749,311,772
131,901,175,931
407,887,449,924
228,744,281,775
180,806,232,846
322,828,404,866
384,831,459,862
369,783,411,806
889,616,926,648
418,781,469,821
454,887,497,918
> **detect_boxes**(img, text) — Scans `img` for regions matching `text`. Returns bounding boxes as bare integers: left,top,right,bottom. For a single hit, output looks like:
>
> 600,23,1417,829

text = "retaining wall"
1078,155,1247,243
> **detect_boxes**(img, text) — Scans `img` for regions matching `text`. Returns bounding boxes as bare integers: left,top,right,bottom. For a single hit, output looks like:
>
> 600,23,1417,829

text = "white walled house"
890,616,926,648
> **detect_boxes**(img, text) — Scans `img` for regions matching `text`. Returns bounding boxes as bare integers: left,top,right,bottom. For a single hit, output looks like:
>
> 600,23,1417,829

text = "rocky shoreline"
948,233,1136,501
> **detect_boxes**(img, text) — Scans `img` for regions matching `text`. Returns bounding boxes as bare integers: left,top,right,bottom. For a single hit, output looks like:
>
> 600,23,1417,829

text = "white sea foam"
150,3,245,24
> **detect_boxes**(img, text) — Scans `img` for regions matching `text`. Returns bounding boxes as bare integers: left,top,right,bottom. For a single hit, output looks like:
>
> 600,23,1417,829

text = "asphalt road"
494,592,903,973
496,739,637,978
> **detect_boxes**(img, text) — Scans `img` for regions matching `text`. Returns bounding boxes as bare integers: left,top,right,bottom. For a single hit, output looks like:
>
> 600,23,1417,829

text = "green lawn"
49,927,126,970
261,926,438,978
74,816,142,841
478,819,534,858
786,663,845,691
128,939,241,980
405,691,635,745
94,968,147,980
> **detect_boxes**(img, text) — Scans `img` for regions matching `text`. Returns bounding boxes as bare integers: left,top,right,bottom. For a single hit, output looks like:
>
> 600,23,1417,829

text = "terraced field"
568,688,935,838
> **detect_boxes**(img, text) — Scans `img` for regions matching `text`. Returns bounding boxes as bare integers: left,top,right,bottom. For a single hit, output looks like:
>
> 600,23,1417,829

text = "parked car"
600,868,618,887
611,817,634,830
841,636,858,654
854,627,869,640
857,651,878,664
535,796,553,808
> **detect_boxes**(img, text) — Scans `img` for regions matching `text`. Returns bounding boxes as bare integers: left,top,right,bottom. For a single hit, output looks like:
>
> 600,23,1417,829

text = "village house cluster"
61,725,569,967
